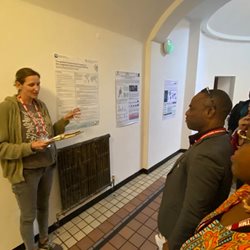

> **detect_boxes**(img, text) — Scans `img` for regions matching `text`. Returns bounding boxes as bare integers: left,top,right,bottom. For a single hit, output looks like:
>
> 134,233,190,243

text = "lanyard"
18,96,47,137
195,128,226,144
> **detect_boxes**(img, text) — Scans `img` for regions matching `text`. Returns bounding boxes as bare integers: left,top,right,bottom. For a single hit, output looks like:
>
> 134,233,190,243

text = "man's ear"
206,106,216,118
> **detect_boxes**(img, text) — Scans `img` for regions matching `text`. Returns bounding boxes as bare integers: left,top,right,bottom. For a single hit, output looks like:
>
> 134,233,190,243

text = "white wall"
197,33,250,104
0,1,142,249
148,20,190,167
180,21,202,147
4,1,250,249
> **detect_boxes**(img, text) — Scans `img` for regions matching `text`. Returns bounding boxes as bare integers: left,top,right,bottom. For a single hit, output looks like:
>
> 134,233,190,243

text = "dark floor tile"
130,197,142,207
144,218,157,230
128,232,145,248
115,208,130,219
64,177,165,250
141,206,155,217
123,203,136,213
109,234,127,249
119,241,138,250
148,231,157,244
98,221,114,234
69,245,80,250
148,201,161,211
88,227,104,242
147,183,159,191
135,212,148,224
139,239,158,250
137,193,148,202
100,242,117,250
127,219,142,231
137,225,153,238
142,189,153,196
76,236,94,250
154,196,162,204
154,177,166,187
151,211,158,221
118,226,135,239
107,213,122,226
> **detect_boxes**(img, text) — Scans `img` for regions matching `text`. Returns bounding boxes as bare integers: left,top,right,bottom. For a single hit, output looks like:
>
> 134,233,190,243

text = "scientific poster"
54,53,99,130
163,80,177,119
115,71,140,127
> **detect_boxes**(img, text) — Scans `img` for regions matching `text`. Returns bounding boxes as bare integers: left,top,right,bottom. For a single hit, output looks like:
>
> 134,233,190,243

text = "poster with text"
163,80,177,119
115,71,140,127
54,53,99,130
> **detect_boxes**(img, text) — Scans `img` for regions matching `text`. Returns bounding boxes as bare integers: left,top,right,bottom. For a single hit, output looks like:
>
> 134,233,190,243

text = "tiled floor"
49,154,180,249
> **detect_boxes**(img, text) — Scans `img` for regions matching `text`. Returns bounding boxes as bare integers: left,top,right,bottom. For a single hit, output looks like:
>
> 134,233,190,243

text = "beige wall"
148,20,190,166
0,1,143,248
2,1,249,249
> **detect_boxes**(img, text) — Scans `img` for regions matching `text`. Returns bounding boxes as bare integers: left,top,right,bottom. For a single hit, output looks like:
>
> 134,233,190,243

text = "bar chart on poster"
54,53,100,130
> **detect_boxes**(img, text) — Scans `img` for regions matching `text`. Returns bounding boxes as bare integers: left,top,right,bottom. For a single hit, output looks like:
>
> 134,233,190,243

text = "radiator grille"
57,134,111,210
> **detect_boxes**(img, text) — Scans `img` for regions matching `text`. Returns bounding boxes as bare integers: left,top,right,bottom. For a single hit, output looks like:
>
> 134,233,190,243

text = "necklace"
18,95,48,138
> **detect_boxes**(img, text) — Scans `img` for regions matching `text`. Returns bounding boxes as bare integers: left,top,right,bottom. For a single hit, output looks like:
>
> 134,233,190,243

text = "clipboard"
48,130,82,142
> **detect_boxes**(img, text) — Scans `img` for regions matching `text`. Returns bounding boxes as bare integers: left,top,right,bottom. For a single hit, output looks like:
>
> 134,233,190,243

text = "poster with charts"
163,80,177,119
115,71,140,127
54,53,99,130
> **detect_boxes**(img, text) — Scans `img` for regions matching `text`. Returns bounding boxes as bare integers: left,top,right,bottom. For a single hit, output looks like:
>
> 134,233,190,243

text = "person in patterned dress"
180,137,250,250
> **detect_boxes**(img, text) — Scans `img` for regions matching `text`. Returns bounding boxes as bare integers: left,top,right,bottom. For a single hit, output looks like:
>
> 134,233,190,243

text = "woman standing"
180,142,250,250
162,134,250,250
0,68,80,250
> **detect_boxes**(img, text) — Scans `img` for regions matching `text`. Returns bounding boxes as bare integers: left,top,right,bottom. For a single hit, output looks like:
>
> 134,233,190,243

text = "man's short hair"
200,88,232,121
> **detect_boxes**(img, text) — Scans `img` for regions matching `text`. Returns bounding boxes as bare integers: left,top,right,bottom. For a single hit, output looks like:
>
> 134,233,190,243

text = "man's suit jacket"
157,132,233,250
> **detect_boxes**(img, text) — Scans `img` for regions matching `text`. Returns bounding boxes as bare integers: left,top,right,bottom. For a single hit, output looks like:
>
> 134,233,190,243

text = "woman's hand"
238,115,250,131
31,140,50,151
236,115,250,147
63,107,81,121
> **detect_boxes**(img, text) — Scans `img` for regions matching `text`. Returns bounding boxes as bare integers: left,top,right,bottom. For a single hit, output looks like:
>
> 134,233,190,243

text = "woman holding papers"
0,67,80,250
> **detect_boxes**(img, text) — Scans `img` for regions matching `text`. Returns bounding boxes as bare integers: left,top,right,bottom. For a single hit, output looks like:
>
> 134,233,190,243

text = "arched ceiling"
155,0,230,42
21,0,249,43
202,0,250,42
21,0,174,42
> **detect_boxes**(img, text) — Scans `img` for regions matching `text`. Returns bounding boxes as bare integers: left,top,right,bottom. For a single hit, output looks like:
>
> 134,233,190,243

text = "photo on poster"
163,80,177,119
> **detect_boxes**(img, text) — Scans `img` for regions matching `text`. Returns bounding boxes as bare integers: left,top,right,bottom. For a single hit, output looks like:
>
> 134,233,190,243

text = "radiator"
57,134,111,211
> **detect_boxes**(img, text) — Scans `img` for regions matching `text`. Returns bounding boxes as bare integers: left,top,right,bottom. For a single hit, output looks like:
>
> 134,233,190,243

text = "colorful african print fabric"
181,184,250,249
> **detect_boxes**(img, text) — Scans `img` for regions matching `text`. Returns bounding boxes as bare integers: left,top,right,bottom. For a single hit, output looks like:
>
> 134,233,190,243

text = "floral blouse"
181,184,250,249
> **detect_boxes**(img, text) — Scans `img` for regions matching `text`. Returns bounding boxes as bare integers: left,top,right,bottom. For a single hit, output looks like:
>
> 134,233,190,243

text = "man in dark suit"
157,88,233,250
